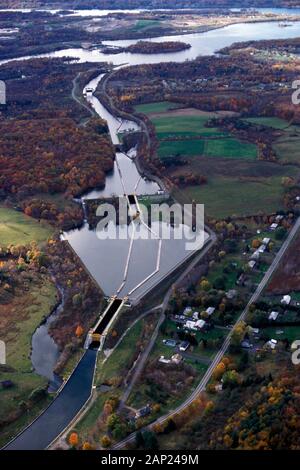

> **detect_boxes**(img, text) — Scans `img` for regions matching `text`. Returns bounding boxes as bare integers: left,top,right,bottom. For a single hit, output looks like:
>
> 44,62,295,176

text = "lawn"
244,117,290,129
0,207,52,247
184,176,288,219
260,325,300,343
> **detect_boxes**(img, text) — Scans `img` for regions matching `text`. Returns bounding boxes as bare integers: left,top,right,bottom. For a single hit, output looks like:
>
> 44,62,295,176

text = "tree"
135,431,144,448
143,430,159,450
212,361,226,381
101,435,111,448
275,227,287,240
82,442,93,450
75,325,84,338
68,432,79,448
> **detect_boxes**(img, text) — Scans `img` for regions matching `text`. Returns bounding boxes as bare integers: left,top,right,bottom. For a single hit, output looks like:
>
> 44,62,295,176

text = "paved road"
113,217,300,449
4,350,97,450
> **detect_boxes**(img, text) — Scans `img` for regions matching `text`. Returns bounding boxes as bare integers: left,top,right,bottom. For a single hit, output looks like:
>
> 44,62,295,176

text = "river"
3,10,300,449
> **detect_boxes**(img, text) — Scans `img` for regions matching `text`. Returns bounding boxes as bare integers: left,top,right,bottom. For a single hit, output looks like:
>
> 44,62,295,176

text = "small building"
163,339,177,348
241,340,252,349
248,260,256,269
266,339,277,350
185,320,197,331
183,307,192,316
171,353,183,365
192,311,199,320
236,273,246,286
195,319,206,330
135,405,152,420
159,355,171,364
251,251,260,261
226,289,237,300
258,244,266,254
206,307,215,316
269,311,279,321
270,223,278,231
262,237,271,246
281,295,291,306
179,341,190,352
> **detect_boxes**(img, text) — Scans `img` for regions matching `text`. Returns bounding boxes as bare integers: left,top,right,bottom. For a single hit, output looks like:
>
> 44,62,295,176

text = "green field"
0,207,52,247
274,135,300,164
205,138,257,159
158,139,205,159
244,117,290,129
152,115,225,138
184,176,287,218
135,101,177,115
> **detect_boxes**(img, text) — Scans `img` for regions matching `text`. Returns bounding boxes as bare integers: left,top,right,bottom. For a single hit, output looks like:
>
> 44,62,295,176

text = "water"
31,286,64,388
3,8,300,450
2,20,300,68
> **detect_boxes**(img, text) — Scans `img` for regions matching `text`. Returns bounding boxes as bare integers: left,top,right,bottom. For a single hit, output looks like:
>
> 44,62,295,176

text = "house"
248,260,256,269
171,353,183,365
183,307,192,316
270,223,278,231
159,356,170,364
192,311,199,320
269,311,279,321
275,215,284,223
163,339,177,348
236,273,246,286
281,295,291,306
262,237,271,246
195,319,206,330
135,405,152,420
206,307,215,316
266,339,277,350
179,341,190,352
241,340,252,349
226,289,237,300
258,244,266,254
185,320,197,331
251,250,260,261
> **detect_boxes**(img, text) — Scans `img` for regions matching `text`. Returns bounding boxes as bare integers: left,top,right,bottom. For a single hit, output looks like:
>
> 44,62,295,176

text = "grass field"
158,139,205,159
0,207,52,247
184,176,287,218
152,115,225,138
274,135,300,164
135,101,177,115
205,138,257,159
244,117,290,129
96,317,145,385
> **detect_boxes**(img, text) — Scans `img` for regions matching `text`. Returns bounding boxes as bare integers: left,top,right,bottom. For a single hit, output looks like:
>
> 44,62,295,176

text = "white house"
269,311,279,321
281,295,291,306
206,307,215,316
